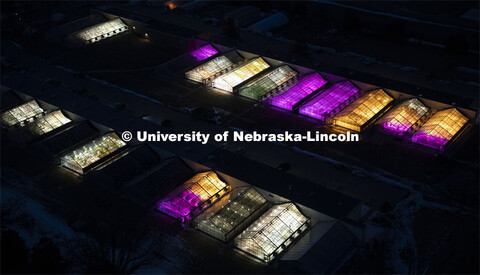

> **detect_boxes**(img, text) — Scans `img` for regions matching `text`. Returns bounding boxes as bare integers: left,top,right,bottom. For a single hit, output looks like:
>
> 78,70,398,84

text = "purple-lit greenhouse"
298,80,361,121
190,44,219,61
265,73,327,111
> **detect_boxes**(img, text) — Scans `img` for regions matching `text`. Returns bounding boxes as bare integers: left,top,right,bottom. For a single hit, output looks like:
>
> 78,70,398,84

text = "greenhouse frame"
266,72,328,111
234,203,310,263
299,80,361,121
238,65,297,101
185,51,243,83
190,44,219,61
26,110,71,136
194,186,269,242
156,171,229,223
211,57,270,92
380,98,430,135
0,100,44,127
332,89,393,132
411,108,468,151
59,132,127,174
75,18,128,44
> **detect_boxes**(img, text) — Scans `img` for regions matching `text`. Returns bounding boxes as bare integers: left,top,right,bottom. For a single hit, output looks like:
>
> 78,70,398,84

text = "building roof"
239,65,297,101
211,57,270,92
379,98,430,134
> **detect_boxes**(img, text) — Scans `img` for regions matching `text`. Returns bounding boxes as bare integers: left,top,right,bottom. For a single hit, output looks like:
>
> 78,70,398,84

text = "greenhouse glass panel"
195,186,268,241
238,66,297,101
0,100,44,127
266,73,327,111
380,98,429,134
234,203,309,263
211,57,270,92
26,110,71,136
185,55,236,83
411,108,468,150
156,171,229,223
190,44,218,61
75,18,128,44
298,81,360,121
59,132,127,174
333,89,393,132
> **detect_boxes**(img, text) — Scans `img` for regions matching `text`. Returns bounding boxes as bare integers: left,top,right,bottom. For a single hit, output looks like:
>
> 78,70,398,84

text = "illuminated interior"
234,203,309,263
190,44,219,61
26,110,71,136
238,65,297,101
211,57,270,92
185,54,237,83
298,80,360,121
195,186,268,242
0,100,44,127
380,98,429,134
75,18,128,44
59,132,127,174
266,73,327,111
332,89,393,132
411,108,468,150
156,171,229,223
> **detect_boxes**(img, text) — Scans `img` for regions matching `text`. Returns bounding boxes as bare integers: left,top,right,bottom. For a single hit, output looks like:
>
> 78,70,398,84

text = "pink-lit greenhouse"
190,44,219,61
298,80,361,121
265,73,328,111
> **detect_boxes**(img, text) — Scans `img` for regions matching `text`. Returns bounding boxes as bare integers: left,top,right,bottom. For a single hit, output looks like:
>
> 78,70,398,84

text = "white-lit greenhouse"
0,100,44,127
74,18,128,44
211,57,270,92
234,203,309,263
185,51,243,83
194,186,268,242
239,65,297,101
26,110,71,136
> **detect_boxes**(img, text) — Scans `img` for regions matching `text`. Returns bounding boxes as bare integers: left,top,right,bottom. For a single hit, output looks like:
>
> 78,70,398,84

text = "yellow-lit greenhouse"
59,132,127,174
74,18,128,44
379,98,430,135
0,100,44,127
211,57,270,92
239,65,297,101
412,108,468,151
332,89,393,132
234,203,309,263
185,51,243,83
194,186,268,242
26,110,71,136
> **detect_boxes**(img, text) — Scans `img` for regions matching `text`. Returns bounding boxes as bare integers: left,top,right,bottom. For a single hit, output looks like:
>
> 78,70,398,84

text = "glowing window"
1,100,44,127
156,171,229,222
239,66,297,101
75,18,128,44
186,55,236,83
234,203,309,263
298,81,360,121
26,110,71,136
333,89,393,132
190,44,219,61
211,57,270,92
380,98,429,134
411,108,468,150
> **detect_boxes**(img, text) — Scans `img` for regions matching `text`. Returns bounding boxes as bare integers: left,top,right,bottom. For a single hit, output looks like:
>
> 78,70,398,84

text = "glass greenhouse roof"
26,110,71,136
190,44,218,61
0,100,44,127
266,73,327,111
211,57,270,92
299,80,360,121
412,108,468,150
234,203,309,263
185,55,236,83
380,98,429,134
76,18,128,43
238,65,297,101
59,132,127,174
195,186,267,241
333,89,393,132
156,171,229,222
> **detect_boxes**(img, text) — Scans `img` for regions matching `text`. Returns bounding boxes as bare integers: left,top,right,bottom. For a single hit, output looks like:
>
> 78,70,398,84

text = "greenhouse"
75,18,128,44
299,80,361,121
238,65,297,101
411,108,468,150
332,89,393,132
26,110,71,136
185,51,243,83
266,73,327,111
234,203,310,263
380,98,430,135
0,100,44,127
156,171,229,223
195,186,268,242
211,57,270,92
59,132,127,174
190,44,219,61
